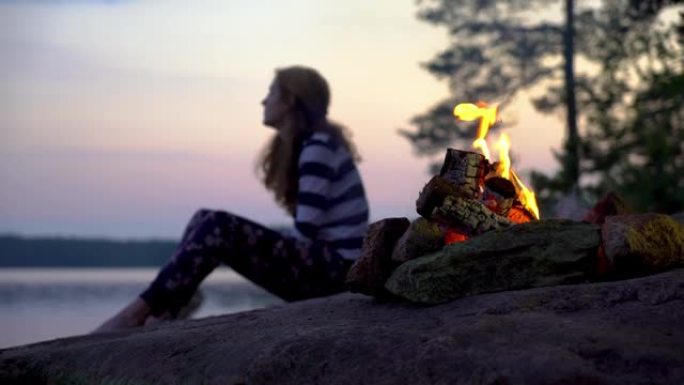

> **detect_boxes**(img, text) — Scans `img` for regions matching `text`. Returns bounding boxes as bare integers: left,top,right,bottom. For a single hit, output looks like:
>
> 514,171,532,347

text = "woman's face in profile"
261,80,291,129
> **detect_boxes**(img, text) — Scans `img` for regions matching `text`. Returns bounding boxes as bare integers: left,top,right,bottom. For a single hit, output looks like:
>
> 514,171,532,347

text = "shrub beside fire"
347,102,684,304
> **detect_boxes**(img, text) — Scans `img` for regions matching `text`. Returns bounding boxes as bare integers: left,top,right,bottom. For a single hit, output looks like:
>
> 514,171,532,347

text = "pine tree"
402,0,684,213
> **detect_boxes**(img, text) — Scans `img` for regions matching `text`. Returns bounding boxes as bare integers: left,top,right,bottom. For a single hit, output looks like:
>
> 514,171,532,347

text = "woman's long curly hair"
257,66,360,216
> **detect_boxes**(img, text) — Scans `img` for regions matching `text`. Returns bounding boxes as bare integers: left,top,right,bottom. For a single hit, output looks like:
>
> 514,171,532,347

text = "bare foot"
142,290,204,326
92,298,152,333
143,312,173,327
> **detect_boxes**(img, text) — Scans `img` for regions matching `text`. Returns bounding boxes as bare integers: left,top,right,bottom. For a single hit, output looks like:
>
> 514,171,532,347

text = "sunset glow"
0,1,561,237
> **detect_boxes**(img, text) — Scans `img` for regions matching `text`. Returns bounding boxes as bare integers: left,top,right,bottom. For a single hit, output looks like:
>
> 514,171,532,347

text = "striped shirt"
291,131,369,260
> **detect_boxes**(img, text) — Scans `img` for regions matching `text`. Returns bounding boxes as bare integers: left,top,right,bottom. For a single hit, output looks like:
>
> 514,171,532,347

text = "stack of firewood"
346,148,536,296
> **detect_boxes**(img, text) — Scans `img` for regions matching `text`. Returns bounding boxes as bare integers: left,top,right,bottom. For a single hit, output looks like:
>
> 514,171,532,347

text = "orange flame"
510,170,540,219
452,102,497,160
494,132,511,179
453,101,540,220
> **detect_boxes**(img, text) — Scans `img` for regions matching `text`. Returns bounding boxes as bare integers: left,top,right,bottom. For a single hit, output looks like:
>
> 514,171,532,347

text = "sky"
0,0,565,239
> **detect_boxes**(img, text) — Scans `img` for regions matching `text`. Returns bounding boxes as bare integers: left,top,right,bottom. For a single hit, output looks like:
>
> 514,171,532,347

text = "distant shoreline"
0,228,291,267
0,234,177,267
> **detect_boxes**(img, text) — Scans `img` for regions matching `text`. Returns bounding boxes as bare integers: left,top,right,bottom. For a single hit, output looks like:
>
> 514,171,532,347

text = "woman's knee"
192,208,239,222
191,208,218,220
187,208,228,230
180,209,217,243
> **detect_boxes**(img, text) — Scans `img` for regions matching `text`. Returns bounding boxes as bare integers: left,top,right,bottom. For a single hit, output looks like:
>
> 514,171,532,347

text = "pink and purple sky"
0,0,565,239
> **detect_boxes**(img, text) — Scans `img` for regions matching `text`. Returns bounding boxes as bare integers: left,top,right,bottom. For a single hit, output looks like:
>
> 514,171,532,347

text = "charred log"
415,175,467,219
438,149,488,200
432,195,513,235
483,176,516,216
506,204,535,224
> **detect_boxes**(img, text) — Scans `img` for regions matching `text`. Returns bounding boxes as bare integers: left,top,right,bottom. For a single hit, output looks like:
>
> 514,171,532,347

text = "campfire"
346,101,684,303
437,101,539,246
406,100,541,256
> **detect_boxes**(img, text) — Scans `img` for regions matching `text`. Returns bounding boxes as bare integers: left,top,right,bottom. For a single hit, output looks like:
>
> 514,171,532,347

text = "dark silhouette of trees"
401,0,684,213
563,0,580,190
400,0,564,163
533,2,683,212
577,6,683,212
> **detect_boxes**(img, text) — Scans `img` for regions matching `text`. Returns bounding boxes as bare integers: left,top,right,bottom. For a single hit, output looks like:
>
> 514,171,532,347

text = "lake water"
0,268,284,349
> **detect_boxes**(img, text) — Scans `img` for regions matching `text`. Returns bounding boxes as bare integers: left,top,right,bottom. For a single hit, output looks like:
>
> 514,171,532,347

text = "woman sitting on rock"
96,66,369,331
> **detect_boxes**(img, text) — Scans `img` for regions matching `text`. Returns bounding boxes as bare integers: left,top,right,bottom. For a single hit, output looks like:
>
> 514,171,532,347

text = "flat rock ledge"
2,270,684,385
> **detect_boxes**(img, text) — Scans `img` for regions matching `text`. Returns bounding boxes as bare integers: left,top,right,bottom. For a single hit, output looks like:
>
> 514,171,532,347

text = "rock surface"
602,214,684,274
671,211,684,226
346,217,409,296
2,269,684,385
386,219,601,304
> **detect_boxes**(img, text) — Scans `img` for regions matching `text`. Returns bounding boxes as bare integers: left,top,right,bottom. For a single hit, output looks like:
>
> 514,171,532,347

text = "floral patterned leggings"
140,209,353,317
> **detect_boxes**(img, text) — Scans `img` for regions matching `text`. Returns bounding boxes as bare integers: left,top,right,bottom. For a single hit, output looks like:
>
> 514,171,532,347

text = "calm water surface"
0,268,283,349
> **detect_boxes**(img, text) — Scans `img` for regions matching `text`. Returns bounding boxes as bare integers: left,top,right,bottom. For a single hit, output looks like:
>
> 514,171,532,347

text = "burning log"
506,204,535,224
391,218,444,264
432,195,513,236
438,149,489,200
346,217,410,296
482,176,516,216
415,175,467,219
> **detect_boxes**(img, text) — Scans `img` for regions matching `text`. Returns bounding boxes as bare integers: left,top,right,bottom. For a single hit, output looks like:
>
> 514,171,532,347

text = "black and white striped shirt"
291,131,369,260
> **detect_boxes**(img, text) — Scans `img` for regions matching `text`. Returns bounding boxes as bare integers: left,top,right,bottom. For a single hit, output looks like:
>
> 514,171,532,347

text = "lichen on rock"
603,214,684,275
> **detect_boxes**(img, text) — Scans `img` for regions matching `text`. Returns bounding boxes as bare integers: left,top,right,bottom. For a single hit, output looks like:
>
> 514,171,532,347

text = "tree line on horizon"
0,235,177,267
401,0,684,215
